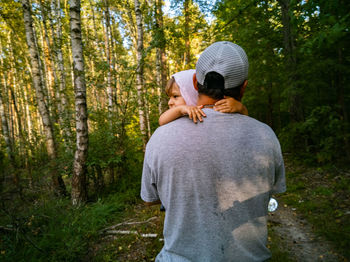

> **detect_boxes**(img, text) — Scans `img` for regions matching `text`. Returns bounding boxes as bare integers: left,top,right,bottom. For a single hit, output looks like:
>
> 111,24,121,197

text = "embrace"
141,41,286,262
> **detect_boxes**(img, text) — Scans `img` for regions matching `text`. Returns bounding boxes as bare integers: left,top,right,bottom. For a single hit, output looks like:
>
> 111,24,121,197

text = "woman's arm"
159,105,206,126
214,96,248,115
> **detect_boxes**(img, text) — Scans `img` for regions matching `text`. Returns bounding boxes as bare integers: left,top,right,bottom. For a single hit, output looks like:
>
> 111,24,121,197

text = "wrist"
179,105,188,115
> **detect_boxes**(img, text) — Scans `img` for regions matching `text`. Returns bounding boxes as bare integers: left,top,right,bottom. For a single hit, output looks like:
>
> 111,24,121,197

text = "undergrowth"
0,153,143,262
0,191,140,262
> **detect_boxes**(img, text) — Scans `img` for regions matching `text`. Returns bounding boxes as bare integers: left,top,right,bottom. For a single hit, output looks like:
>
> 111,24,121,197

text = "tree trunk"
24,83,33,141
21,0,67,195
184,0,191,68
336,47,350,158
278,0,304,122
134,0,149,147
155,0,168,115
7,38,26,145
50,0,73,149
110,16,120,115
0,87,15,164
266,83,274,129
69,0,89,205
40,0,60,123
104,0,113,120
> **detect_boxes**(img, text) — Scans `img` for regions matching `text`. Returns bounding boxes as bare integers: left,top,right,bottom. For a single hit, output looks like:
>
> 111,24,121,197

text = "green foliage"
279,106,348,164
0,175,142,262
88,124,122,170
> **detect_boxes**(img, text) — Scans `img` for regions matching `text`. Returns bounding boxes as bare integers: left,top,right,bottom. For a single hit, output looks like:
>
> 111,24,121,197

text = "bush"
0,193,135,262
279,106,348,164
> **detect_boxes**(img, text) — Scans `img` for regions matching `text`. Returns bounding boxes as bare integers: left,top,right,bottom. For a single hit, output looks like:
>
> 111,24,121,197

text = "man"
141,41,286,261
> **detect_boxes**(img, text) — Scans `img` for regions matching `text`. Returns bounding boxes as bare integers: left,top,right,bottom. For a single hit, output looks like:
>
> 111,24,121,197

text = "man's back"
141,109,286,262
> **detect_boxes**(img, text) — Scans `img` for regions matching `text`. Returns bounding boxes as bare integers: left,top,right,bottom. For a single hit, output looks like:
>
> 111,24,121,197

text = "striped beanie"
196,41,249,89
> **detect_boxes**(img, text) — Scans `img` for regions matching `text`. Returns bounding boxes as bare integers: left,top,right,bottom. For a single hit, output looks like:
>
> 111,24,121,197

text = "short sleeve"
272,142,286,194
140,158,160,202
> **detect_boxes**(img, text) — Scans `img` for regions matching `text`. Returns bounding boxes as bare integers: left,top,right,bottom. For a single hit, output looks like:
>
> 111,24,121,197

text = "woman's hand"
180,105,206,123
214,96,248,115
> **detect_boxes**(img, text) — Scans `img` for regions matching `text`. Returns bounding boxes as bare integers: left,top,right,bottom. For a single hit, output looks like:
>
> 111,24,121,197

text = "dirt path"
96,202,346,261
269,200,345,262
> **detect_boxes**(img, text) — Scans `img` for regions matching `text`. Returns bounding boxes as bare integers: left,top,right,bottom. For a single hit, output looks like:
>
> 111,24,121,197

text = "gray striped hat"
196,41,249,89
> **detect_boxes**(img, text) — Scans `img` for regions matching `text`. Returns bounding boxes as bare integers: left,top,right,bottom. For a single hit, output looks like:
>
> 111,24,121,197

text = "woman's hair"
165,77,176,96
197,72,242,101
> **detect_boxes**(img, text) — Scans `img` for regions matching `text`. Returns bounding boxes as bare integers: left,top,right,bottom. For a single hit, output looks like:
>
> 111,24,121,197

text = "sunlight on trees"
0,0,348,202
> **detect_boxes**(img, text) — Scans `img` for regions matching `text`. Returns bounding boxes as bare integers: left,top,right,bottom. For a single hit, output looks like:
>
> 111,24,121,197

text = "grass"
0,193,133,262
93,203,294,262
92,204,165,261
0,159,143,262
268,227,296,262
2,157,348,261
280,161,350,259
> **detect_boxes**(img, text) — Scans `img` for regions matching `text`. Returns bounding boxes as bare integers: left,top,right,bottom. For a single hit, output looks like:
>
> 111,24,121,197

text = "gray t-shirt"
141,109,286,262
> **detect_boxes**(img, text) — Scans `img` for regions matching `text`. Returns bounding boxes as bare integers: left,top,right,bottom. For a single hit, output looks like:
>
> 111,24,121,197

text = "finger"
214,105,226,111
214,106,229,112
195,110,203,122
218,108,230,113
215,100,226,106
188,111,193,120
191,109,198,123
197,108,206,117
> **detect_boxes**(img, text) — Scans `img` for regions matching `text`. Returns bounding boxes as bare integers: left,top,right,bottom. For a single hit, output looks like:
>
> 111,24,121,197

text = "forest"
0,0,349,261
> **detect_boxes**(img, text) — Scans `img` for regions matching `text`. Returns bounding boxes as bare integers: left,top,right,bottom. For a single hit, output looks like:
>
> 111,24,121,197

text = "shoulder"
146,118,189,148
220,113,280,144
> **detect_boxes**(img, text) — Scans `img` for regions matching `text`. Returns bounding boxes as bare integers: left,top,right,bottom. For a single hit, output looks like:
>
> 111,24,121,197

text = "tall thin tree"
155,0,168,115
134,0,149,147
104,0,113,120
183,0,191,68
21,0,66,195
69,0,88,205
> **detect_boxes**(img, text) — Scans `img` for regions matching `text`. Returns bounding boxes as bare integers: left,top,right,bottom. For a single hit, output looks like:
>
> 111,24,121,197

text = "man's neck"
197,94,219,107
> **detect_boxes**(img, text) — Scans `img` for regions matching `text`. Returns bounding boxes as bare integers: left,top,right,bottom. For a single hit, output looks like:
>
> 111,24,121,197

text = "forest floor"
93,161,350,262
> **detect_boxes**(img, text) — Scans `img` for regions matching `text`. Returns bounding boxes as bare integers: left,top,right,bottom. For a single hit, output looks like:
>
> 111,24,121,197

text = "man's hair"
197,72,243,101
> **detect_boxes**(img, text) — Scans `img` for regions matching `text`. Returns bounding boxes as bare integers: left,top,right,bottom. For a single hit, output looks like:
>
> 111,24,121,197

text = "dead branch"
103,229,158,238
100,216,157,233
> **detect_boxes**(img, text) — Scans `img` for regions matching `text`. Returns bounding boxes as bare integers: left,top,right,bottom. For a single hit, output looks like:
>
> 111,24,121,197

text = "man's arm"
141,156,161,205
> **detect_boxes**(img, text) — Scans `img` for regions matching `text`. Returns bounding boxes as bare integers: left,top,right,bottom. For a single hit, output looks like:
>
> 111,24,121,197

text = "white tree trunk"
134,0,149,147
104,0,113,120
155,0,167,115
184,0,191,68
49,0,73,148
22,0,66,195
23,85,32,141
69,0,88,205
0,86,13,165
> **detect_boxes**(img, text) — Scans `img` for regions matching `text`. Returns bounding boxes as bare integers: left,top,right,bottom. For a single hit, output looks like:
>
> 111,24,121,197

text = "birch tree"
183,0,191,68
104,0,113,120
21,0,66,195
134,0,149,147
155,0,167,115
0,85,18,184
70,0,88,205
